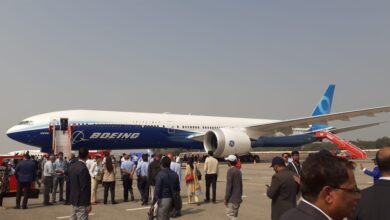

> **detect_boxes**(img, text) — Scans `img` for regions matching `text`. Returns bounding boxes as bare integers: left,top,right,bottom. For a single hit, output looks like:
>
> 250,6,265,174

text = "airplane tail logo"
311,84,335,116
310,84,335,131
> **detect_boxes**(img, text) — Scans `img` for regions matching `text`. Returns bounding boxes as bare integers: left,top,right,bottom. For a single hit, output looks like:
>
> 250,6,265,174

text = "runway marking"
57,213,95,219
245,182,265,186
126,202,190,212
125,206,150,211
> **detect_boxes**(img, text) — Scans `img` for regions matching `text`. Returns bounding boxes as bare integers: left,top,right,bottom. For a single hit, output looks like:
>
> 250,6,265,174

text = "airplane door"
60,118,68,132
167,121,175,134
50,118,72,157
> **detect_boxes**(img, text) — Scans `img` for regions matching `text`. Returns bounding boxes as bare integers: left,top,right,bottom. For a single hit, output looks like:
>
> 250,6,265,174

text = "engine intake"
204,128,252,158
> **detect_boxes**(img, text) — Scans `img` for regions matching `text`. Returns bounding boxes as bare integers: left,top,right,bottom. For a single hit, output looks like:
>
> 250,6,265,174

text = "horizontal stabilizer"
331,121,387,134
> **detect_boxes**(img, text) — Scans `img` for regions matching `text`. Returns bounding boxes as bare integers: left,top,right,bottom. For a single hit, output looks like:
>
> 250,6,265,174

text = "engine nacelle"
204,128,252,158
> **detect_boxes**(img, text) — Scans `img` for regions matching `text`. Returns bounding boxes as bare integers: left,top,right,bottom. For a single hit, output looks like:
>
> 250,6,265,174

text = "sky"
0,1,389,154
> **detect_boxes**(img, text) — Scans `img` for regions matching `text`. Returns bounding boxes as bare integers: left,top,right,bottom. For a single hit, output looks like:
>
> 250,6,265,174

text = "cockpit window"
18,120,33,125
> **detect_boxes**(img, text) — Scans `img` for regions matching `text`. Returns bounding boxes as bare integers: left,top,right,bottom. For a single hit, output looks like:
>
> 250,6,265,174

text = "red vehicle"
0,154,38,197
88,150,111,158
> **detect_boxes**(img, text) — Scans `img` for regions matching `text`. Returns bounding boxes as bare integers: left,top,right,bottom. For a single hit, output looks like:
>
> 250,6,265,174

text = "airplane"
6,85,390,157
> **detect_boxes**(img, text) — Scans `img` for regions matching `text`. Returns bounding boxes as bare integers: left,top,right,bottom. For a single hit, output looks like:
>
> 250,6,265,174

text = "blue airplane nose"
6,126,32,143
6,126,48,147
6,126,19,141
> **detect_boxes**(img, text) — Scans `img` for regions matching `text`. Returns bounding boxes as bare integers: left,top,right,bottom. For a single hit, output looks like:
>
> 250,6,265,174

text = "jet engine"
204,128,252,158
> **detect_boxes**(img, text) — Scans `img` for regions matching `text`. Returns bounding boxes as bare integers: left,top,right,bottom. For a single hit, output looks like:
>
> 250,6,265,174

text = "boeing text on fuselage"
71,131,141,144
89,132,140,139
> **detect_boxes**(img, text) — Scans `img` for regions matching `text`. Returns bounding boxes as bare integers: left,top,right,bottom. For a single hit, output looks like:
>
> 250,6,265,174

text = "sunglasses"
332,186,361,194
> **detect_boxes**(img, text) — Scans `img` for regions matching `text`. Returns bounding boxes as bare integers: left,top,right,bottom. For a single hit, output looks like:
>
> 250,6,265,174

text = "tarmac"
0,159,376,220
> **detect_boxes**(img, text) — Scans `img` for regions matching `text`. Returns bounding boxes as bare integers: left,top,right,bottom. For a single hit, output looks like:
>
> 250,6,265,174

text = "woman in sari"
185,158,201,205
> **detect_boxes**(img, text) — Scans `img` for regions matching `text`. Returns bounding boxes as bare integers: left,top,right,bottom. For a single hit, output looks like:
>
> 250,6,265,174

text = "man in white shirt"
204,151,219,203
43,155,55,206
89,155,101,205
167,153,181,183
86,157,93,170
121,155,135,202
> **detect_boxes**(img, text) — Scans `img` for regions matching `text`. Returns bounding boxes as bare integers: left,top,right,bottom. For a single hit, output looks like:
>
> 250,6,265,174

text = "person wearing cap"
360,157,381,184
267,156,299,220
224,155,243,220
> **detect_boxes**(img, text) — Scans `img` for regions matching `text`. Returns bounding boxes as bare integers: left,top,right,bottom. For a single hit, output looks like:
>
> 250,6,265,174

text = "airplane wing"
187,133,205,142
246,105,390,135
188,106,390,142
330,121,386,134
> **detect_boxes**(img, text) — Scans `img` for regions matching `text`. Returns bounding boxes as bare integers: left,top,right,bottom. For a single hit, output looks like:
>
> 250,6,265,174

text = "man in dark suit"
148,153,161,203
349,147,390,220
267,156,298,220
64,153,77,205
69,147,91,220
14,154,36,209
152,156,180,220
281,151,361,220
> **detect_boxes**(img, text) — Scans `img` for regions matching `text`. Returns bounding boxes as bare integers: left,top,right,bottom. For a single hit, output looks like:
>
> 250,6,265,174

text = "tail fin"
309,84,335,132
311,84,335,116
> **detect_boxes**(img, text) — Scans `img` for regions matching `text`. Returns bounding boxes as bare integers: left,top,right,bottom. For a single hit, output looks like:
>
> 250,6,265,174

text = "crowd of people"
267,148,390,220
0,149,231,220
1,146,390,220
